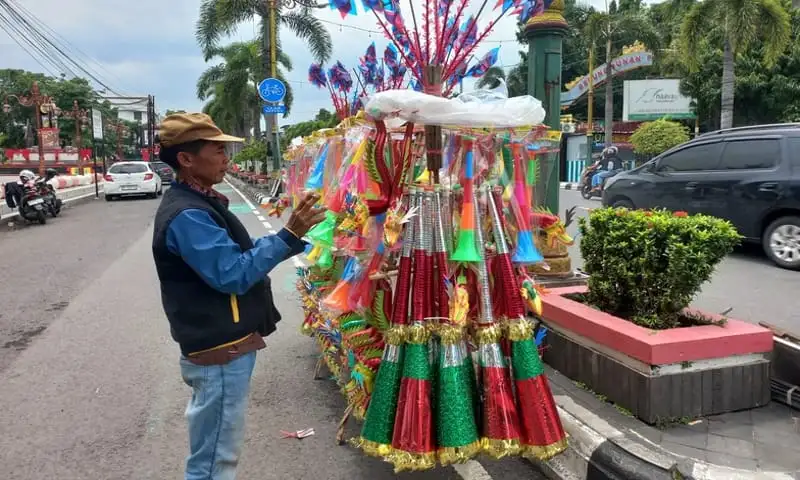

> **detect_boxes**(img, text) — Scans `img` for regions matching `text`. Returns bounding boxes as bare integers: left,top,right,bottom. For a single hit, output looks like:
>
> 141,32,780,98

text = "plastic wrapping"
364,86,546,128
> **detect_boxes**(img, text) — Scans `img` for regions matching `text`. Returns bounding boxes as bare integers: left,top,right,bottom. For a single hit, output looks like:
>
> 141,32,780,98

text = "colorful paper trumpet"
450,138,482,263
509,141,543,264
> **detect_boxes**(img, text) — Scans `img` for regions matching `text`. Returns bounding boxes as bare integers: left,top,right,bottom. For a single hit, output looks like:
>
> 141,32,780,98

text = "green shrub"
578,208,741,329
231,140,268,170
630,119,690,156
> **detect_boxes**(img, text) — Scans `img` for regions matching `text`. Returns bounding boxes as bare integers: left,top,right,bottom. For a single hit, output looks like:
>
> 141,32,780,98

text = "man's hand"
285,192,327,238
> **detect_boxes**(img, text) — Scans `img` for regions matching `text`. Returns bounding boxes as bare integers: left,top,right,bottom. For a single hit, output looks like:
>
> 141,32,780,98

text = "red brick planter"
540,286,773,424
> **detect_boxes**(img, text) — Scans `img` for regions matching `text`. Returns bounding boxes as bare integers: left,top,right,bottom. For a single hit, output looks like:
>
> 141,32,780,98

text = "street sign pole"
93,153,99,199
270,1,280,172
257,76,288,174
91,108,104,199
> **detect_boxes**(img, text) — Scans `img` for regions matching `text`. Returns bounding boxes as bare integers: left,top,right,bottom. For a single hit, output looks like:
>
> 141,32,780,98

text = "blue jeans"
592,170,614,188
180,351,257,480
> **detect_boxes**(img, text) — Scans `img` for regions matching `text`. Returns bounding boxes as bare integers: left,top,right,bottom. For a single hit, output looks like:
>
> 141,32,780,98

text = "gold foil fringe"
437,440,482,466
521,438,569,461
384,325,407,345
405,323,431,344
437,324,466,345
481,437,522,459
506,317,536,342
348,437,393,458
387,449,437,473
473,323,504,345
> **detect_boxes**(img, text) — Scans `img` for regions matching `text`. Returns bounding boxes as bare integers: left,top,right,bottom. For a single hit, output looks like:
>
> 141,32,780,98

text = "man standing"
151,113,325,480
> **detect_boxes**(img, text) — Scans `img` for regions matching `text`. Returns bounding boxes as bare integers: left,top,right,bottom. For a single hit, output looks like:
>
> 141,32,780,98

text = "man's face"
179,141,229,186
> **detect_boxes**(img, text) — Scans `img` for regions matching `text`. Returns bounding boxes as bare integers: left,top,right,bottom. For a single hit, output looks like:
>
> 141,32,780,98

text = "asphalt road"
560,189,800,333
0,183,545,480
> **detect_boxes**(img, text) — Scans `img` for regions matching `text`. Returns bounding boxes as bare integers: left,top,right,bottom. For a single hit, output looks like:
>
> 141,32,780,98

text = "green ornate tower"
525,0,567,213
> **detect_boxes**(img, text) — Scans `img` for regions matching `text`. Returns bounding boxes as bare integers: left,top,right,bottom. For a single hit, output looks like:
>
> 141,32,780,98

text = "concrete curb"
1,183,104,221
225,175,272,206
528,373,795,480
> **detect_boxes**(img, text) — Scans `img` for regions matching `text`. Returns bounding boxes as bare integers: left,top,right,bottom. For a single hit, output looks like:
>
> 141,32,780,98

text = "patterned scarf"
178,177,230,208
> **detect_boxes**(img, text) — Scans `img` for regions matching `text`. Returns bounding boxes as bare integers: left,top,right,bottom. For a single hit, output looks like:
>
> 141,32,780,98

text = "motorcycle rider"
590,146,621,193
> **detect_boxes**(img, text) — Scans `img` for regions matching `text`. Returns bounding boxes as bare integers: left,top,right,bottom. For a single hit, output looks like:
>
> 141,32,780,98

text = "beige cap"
158,113,243,148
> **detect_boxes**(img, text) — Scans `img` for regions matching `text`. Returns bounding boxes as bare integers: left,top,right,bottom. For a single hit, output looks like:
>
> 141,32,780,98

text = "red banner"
39,128,60,149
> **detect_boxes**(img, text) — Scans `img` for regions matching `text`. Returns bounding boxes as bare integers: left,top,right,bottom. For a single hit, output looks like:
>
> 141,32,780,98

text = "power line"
0,0,127,95
6,0,133,95
0,7,74,77
0,13,60,77
0,0,80,78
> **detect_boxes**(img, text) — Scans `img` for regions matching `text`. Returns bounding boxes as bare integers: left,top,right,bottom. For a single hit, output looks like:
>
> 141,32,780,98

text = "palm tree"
197,0,331,169
197,40,294,140
197,0,332,72
680,0,790,130
476,63,528,97
584,10,659,145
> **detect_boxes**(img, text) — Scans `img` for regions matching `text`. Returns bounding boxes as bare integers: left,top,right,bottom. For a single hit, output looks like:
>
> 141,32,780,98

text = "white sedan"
104,161,163,201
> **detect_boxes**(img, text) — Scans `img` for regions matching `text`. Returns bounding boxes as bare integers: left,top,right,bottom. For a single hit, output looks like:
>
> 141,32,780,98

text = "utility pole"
147,95,155,161
263,0,282,172
586,45,595,148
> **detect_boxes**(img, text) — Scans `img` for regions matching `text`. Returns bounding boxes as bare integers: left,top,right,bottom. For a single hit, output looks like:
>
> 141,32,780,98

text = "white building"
102,96,160,145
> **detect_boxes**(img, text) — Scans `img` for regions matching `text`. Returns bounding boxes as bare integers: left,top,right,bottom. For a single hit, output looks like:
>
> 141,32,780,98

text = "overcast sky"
3,0,607,126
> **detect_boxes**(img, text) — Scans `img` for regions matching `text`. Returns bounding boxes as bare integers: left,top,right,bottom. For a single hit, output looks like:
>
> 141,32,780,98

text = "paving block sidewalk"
530,365,800,480
0,183,103,220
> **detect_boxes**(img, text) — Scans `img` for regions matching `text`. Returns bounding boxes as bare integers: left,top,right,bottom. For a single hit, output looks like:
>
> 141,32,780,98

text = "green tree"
196,0,332,65
280,108,338,149
475,64,527,97
679,0,791,129
630,118,690,156
196,0,331,169
584,7,659,145
165,109,187,116
195,0,331,130
197,40,293,139
0,69,116,150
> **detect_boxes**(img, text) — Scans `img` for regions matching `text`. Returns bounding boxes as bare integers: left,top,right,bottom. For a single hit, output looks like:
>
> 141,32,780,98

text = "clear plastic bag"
364,83,546,128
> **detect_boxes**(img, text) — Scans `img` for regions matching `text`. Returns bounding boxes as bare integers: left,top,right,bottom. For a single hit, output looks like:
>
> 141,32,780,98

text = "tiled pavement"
547,366,800,474
657,404,800,472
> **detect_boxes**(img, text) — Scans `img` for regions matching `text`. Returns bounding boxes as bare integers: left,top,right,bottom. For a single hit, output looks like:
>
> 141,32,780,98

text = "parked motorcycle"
35,168,62,217
17,171,47,225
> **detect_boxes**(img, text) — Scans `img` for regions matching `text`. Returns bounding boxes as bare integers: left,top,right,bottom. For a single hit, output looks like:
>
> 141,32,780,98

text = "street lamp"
104,120,129,161
2,81,57,176
59,100,89,148
59,100,89,169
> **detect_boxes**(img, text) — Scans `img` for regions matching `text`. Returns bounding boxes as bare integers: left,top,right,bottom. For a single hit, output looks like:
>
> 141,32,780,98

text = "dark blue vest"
152,185,280,355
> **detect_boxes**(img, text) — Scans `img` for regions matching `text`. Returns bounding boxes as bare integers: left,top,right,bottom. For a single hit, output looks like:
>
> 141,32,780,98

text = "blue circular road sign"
257,78,286,103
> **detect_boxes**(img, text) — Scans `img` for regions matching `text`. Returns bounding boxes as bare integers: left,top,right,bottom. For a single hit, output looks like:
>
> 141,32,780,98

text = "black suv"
149,161,174,183
602,124,800,270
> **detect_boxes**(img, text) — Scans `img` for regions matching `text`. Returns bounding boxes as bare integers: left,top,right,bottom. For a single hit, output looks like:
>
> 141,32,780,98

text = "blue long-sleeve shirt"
165,209,305,295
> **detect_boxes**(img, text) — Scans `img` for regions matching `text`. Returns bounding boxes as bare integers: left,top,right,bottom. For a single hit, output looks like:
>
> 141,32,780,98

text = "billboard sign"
91,109,104,139
623,79,695,121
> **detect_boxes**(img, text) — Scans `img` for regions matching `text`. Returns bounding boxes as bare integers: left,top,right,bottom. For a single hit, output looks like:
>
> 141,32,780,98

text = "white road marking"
257,215,267,222
453,460,494,480
224,178,258,210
